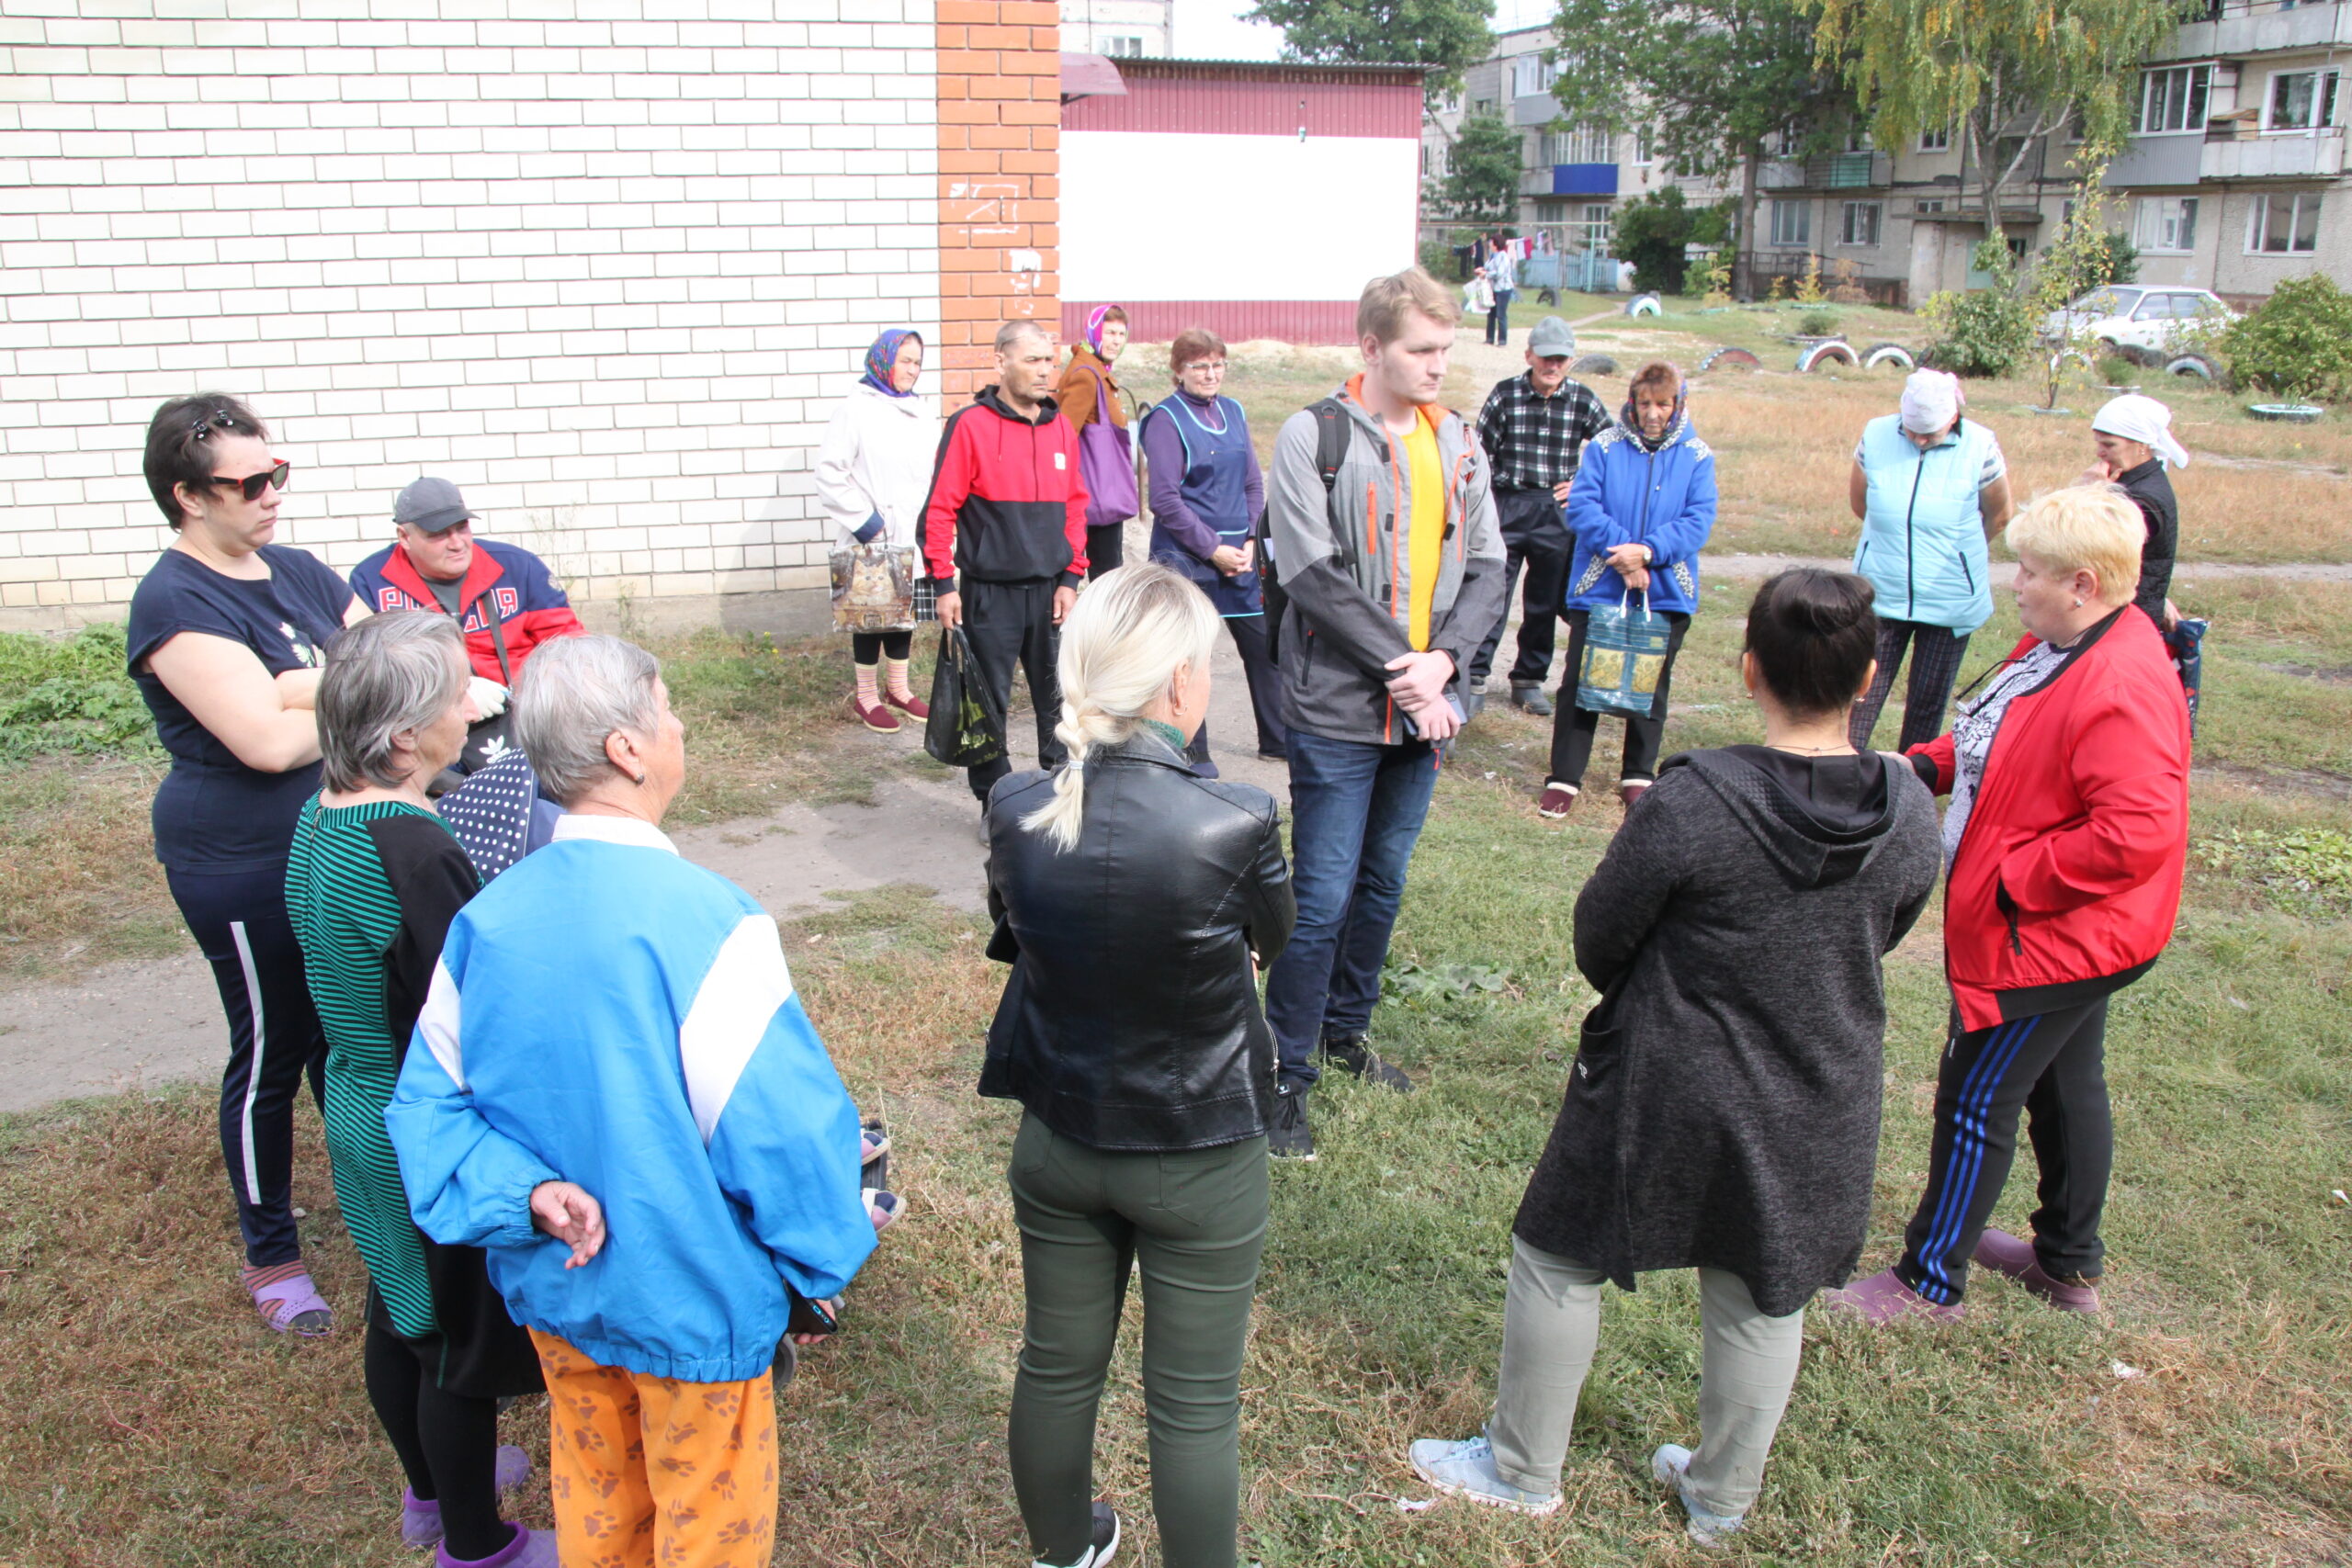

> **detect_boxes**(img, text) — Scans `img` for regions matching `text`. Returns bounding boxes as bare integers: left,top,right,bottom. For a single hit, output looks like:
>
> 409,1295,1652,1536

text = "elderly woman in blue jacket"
1843,369,2013,750
1538,360,1717,819
387,634,876,1568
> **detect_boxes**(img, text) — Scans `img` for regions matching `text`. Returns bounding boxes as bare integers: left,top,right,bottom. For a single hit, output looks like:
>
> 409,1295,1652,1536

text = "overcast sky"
1168,0,1545,62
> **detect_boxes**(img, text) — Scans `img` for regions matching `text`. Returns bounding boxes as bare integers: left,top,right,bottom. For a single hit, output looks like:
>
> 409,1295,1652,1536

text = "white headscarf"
1899,369,1964,435
2091,393,2190,469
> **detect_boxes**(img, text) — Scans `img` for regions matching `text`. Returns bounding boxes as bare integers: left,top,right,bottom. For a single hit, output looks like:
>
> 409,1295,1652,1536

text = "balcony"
2105,132,2205,187
2202,128,2348,177
1811,151,1893,187
1546,163,1619,196
1758,159,1807,189
2169,0,2351,60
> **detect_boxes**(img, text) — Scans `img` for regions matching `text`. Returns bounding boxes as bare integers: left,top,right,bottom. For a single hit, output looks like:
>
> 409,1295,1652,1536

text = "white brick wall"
0,0,941,627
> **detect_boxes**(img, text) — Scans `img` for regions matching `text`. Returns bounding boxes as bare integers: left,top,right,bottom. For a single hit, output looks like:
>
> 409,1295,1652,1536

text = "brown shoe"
851,695,900,734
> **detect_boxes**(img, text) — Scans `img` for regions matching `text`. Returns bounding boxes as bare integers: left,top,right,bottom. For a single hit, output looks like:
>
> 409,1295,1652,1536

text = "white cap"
2091,393,2189,469
1899,369,1964,435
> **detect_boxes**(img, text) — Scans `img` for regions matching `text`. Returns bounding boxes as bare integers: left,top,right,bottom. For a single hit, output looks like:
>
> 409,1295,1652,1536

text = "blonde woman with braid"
979,561,1296,1568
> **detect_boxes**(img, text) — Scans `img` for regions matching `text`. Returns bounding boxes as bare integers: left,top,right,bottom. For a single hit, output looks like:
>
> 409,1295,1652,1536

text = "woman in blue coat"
1540,360,1717,818
1140,327,1285,770
1843,369,2013,750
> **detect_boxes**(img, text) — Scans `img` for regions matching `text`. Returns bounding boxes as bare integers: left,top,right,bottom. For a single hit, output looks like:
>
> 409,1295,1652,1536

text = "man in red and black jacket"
922,320,1091,805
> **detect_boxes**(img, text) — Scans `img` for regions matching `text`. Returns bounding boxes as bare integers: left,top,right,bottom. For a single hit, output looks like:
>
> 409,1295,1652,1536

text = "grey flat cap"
392,476,473,534
1527,317,1577,357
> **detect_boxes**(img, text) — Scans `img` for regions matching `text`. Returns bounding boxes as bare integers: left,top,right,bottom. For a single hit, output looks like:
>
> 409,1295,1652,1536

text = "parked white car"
2039,287,2237,355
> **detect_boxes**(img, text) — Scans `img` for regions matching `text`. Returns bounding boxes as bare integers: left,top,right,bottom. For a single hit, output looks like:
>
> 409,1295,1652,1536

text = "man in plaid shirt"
1469,315,1611,716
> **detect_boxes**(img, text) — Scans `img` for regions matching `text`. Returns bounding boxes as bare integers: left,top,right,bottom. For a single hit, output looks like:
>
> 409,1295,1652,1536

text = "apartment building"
1430,3,2347,308
1060,0,1172,59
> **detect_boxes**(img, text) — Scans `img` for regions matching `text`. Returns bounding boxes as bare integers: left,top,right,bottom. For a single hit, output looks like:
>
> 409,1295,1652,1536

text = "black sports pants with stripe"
168,863,329,1270
1894,997,2114,1304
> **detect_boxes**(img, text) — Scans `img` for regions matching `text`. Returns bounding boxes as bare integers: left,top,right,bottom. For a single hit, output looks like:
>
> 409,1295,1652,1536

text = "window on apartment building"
1915,197,1946,213
1770,198,1811,247
1513,55,1559,97
1541,124,1614,164
1634,124,1654,164
2266,69,2341,130
2136,64,2211,134
1471,98,1498,118
1102,34,1144,57
1839,200,1882,246
1844,124,1874,152
1918,126,1952,152
2248,191,2322,253
1583,200,1614,241
2132,196,2199,253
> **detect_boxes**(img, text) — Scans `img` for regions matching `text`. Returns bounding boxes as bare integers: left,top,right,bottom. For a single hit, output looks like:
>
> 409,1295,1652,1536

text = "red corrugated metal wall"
1062,62,1421,140
1061,300,1361,347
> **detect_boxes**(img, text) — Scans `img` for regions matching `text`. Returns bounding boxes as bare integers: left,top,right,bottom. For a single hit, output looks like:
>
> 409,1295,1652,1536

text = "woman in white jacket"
815,329,938,732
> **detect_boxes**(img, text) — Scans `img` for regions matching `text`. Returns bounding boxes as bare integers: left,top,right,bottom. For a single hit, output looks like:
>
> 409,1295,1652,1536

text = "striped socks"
854,661,881,707
885,656,913,702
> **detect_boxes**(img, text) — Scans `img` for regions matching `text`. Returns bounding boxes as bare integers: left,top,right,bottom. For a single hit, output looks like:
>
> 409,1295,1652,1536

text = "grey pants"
1487,1237,1806,1517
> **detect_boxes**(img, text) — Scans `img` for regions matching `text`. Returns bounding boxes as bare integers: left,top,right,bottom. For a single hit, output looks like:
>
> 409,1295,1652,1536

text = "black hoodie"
1513,746,1942,1316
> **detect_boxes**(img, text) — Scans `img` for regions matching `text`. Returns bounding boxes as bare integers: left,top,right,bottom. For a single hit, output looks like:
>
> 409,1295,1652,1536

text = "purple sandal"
242,1261,333,1337
401,1445,534,1549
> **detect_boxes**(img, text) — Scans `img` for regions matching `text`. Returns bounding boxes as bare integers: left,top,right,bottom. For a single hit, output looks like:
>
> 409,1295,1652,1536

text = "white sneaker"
1650,1442,1746,1547
1032,1500,1119,1568
1407,1435,1563,1515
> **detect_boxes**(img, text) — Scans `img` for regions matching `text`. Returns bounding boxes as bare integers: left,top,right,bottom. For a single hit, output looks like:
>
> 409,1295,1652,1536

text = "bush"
2218,273,2352,404
0,623,158,761
1919,240,2034,378
1610,187,1739,295
2091,231,2139,287
1418,235,1463,282
1797,310,1840,337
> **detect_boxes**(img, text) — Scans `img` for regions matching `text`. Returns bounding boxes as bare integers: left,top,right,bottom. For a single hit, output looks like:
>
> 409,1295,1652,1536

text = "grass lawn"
4,566,2349,1564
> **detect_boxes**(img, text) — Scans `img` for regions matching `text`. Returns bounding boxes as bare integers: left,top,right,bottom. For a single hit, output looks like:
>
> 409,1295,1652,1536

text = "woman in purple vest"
1138,328,1287,773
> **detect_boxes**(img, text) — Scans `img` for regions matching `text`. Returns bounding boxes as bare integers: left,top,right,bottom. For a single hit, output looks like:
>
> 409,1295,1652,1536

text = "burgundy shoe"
1822,1268,1963,1324
884,687,930,721
851,695,900,734
1974,1229,2105,1313
1620,780,1652,809
1537,781,1579,819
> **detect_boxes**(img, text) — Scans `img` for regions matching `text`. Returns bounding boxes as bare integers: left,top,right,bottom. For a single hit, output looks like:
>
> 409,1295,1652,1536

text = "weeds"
2195,826,2352,918
0,624,157,761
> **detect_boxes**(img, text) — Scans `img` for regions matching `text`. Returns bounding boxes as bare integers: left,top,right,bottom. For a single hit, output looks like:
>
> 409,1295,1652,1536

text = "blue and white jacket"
1563,410,1718,615
1851,413,2003,634
385,814,876,1382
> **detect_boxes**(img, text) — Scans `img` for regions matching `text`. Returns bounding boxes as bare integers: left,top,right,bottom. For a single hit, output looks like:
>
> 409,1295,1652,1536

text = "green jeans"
1006,1111,1270,1568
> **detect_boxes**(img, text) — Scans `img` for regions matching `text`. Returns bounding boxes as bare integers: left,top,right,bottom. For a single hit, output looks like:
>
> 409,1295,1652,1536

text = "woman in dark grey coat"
1408,569,1941,1545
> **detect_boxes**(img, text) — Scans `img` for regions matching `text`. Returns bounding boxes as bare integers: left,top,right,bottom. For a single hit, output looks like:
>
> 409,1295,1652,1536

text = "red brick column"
935,1,1062,402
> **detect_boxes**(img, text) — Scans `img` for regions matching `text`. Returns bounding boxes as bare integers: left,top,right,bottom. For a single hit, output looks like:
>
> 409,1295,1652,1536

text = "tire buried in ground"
1861,342,1915,370
1697,346,1761,373
1797,339,1858,372
1569,354,1620,377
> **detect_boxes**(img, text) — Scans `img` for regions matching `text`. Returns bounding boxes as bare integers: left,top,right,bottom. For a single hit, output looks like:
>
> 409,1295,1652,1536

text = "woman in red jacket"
1832,485,2190,1323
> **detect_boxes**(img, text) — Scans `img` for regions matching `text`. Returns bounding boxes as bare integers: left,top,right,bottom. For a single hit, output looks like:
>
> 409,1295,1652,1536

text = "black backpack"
1254,397,1360,661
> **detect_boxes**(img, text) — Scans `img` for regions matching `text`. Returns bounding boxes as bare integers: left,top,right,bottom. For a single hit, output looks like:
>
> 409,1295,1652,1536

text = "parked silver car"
2039,287,2237,355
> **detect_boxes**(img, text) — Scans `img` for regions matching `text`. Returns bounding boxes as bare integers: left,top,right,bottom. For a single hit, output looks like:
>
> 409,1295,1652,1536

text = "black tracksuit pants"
1546,608,1691,788
1468,487,1574,690
1894,997,2116,1304
963,577,1067,801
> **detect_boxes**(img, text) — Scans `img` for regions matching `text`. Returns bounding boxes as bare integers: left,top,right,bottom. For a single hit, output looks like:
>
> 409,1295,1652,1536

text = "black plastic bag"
923,626,1006,770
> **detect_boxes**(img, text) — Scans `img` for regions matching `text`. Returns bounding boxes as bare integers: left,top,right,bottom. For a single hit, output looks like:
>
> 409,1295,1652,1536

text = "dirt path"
0,635,1289,1114
1707,552,2352,582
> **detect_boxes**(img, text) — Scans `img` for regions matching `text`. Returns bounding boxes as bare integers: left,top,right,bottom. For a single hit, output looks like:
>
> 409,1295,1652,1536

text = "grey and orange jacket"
1264,375,1504,746
919,384,1091,589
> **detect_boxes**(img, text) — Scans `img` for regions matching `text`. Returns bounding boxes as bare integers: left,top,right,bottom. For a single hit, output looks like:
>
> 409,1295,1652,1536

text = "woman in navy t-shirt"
126,394,366,1338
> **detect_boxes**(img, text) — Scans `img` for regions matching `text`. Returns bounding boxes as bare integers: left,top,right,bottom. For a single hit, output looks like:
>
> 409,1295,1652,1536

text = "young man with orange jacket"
922,321,1092,808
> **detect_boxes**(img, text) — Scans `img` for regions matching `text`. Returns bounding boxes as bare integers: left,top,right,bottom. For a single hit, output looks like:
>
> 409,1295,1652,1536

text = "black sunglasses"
200,459,292,502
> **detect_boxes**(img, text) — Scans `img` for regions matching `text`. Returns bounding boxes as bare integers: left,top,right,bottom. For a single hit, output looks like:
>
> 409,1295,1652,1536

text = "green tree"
2221,274,2352,404
1433,114,1523,224
1545,0,1855,299
1245,0,1497,98
1610,186,1737,293
1805,0,2178,240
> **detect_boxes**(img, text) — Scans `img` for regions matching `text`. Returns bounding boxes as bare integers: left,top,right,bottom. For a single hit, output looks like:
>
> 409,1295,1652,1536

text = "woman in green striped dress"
288,611,551,1568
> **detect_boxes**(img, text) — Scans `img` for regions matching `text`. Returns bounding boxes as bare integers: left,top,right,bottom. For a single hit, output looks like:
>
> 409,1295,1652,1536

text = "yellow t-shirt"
1402,412,1445,650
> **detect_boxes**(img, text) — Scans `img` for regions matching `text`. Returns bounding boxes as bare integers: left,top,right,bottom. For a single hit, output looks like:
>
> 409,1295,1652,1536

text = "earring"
631,771,648,785
2072,597,2083,608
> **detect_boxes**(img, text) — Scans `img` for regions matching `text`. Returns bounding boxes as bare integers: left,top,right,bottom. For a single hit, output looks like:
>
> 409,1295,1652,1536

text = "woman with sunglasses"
1138,329,1285,771
127,393,370,1338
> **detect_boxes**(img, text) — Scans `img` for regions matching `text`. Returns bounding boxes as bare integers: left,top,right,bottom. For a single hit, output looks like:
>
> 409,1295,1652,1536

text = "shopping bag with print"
1575,591,1673,716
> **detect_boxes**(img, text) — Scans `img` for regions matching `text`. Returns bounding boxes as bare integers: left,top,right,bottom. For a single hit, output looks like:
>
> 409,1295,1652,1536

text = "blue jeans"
1262,729,1439,1084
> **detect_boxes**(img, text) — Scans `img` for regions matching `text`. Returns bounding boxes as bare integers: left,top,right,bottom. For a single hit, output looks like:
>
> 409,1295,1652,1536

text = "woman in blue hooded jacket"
1540,360,1717,818
1843,369,2013,750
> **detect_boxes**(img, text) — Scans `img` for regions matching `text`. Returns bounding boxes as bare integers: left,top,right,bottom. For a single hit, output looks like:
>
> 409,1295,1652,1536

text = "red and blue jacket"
350,537,585,685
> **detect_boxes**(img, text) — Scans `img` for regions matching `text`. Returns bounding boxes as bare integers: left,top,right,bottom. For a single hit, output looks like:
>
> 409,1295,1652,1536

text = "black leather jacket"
980,728,1295,1151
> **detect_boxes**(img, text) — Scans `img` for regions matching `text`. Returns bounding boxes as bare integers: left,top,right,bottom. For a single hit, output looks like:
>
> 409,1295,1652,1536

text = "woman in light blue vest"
1844,370,2014,750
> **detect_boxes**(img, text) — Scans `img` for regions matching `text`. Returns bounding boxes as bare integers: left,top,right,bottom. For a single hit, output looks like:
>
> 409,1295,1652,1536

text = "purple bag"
1079,375,1137,529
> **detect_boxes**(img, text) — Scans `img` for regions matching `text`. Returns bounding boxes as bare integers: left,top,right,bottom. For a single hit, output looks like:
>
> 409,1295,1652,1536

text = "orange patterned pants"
528,1329,778,1568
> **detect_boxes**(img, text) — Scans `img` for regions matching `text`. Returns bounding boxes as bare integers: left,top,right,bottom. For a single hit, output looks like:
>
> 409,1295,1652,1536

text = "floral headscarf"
861,328,922,398
1083,305,1124,355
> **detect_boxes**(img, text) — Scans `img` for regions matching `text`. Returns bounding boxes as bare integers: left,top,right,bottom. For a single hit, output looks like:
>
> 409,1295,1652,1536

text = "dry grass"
0,755,178,982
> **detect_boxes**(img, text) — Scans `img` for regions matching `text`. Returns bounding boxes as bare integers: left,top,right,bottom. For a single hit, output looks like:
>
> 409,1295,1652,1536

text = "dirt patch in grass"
0,756,179,982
